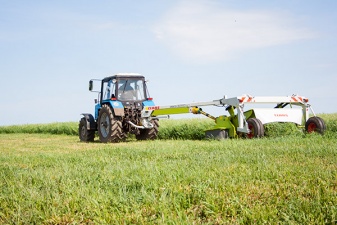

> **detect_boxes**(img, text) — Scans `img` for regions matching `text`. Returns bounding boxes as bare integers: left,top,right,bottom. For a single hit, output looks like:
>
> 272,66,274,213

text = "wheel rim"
307,122,317,133
247,124,254,139
81,126,86,138
100,112,110,138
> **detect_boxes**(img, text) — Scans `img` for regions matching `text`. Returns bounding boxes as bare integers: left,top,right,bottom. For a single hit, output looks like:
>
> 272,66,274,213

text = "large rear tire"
305,117,326,134
246,118,264,138
98,105,123,143
136,120,159,140
79,117,95,142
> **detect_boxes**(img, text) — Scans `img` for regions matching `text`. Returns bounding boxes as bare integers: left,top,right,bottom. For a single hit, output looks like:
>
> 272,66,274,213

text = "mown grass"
1,133,336,224
0,114,336,224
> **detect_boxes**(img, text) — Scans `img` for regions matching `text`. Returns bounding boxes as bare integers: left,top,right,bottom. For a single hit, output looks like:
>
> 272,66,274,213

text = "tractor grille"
123,103,143,134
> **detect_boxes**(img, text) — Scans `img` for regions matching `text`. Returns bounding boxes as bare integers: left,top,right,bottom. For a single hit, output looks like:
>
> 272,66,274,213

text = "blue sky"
1,0,336,125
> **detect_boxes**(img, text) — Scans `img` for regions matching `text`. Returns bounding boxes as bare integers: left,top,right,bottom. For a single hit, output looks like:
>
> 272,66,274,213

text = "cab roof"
102,73,145,82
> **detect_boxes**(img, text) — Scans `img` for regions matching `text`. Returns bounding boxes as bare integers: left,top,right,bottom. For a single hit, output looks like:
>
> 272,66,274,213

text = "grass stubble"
0,114,336,224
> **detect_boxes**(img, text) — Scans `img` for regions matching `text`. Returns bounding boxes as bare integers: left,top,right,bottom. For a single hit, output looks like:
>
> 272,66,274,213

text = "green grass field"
1,114,337,224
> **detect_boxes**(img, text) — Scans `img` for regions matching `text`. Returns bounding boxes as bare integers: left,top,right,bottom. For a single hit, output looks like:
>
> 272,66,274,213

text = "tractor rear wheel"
305,116,326,134
98,104,123,143
246,118,264,138
79,117,95,142
136,119,159,140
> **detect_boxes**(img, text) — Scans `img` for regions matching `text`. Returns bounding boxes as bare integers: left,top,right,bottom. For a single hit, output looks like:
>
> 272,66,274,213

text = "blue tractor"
79,73,159,142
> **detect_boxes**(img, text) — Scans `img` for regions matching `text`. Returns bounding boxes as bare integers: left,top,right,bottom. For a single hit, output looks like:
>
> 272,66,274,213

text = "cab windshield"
117,78,146,101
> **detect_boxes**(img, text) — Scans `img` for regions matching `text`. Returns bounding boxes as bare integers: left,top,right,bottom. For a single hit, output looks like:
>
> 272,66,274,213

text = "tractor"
79,73,159,143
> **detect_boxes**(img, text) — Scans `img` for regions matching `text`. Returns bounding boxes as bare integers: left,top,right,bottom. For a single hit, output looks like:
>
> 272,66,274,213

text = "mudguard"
100,100,125,117
81,113,97,130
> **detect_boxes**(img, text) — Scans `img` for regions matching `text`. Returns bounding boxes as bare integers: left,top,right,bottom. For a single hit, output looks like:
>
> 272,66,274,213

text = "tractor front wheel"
79,117,95,142
136,119,159,140
246,118,264,138
98,105,123,143
305,117,326,134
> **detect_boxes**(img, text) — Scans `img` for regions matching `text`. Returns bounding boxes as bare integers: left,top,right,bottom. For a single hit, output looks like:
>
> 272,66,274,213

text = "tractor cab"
88,73,155,116
100,74,149,103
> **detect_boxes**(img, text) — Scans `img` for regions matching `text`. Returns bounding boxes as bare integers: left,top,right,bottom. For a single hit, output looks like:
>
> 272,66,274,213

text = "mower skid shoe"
205,129,229,140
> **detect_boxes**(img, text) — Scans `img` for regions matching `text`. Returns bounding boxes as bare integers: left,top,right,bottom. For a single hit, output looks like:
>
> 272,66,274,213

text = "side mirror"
89,80,93,91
